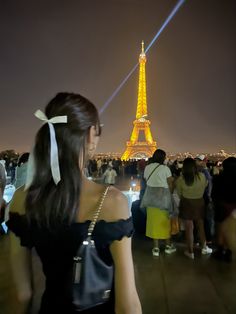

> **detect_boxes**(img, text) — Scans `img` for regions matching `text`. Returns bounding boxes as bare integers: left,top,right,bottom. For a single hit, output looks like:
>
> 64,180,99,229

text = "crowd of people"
131,151,236,262
0,150,236,260
1,148,235,263
1,150,235,261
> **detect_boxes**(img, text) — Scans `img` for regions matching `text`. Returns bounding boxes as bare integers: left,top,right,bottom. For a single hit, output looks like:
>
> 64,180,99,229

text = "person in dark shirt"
8,93,142,314
211,157,236,261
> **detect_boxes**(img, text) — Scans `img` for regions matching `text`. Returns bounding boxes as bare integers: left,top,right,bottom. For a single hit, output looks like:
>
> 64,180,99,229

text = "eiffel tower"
121,41,157,160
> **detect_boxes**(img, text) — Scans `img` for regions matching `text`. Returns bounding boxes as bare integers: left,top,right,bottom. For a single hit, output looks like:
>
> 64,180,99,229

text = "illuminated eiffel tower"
121,41,157,160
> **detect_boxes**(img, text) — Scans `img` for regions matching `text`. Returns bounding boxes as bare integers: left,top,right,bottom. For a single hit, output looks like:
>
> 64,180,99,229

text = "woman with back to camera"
176,157,212,259
7,93,142,314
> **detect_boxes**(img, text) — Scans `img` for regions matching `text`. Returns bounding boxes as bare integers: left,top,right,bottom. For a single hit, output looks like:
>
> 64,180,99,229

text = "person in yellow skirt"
142,149,176,257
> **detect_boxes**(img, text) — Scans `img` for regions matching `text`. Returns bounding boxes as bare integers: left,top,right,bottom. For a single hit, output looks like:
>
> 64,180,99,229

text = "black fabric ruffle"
7,212,133,249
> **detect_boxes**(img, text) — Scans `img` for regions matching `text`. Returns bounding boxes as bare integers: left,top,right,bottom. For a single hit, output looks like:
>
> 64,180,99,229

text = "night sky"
0,0,235,154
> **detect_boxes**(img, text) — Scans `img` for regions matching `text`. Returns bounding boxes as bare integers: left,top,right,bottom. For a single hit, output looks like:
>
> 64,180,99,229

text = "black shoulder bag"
72,186,113,311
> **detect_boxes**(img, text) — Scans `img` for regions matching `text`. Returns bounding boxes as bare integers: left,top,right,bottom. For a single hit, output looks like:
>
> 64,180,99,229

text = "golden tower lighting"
121,41,157,160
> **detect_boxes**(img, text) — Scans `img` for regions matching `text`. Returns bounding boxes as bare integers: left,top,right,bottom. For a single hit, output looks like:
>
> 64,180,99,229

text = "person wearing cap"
195,154,213,244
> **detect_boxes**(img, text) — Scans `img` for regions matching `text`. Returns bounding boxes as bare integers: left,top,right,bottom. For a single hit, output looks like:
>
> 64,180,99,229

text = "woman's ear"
88,126,96,146
87,126,99,158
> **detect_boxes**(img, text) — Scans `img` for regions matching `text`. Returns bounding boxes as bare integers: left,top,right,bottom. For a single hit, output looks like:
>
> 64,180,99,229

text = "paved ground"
0,175,235,314
1,232,236,314
133,234,236,314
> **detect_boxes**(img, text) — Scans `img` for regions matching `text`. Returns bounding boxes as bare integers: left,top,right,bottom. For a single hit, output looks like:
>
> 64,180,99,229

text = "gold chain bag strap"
72,186,113,311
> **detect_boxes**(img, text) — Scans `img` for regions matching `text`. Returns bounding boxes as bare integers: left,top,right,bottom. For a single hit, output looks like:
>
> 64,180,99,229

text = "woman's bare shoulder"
100,186,130,222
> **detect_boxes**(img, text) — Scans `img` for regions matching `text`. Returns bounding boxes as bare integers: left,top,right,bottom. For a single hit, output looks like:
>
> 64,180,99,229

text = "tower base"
121,141,157,160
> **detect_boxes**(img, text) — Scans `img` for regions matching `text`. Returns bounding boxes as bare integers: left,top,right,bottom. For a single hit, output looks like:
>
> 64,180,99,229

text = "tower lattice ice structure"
121,41,157,160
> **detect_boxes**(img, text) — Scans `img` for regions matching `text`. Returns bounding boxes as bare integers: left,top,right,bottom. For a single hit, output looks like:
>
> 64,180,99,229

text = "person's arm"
10,232,33,306
143,166,148,180
106,190,142,314
167,176,174,193
8,187,33,311
110,237,142,314
166,166,174,193
202,173,209,193
175,177,183,198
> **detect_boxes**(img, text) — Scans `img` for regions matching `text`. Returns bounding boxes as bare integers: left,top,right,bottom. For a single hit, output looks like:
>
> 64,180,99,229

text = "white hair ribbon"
25,110,67,189
35,110,67,185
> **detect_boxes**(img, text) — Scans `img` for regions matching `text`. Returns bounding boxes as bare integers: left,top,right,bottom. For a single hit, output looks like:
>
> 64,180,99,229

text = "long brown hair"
25,93,101,229
182,158,199,186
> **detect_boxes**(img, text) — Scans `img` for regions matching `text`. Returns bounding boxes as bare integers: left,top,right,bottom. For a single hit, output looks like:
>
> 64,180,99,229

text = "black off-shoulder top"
7,213,133,314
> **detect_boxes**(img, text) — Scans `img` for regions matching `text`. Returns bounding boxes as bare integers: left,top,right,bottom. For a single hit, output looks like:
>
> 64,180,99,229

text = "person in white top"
143,149,176,257
144,161,172,188
96,158,102,177
103,166,117,185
